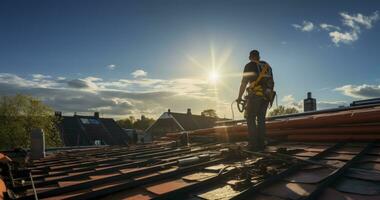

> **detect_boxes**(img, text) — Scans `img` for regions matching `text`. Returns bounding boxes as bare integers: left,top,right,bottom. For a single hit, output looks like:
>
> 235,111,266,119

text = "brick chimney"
304,92,317,112
30,129,45,160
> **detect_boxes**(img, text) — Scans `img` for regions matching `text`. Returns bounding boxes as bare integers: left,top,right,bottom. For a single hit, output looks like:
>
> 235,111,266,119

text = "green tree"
116,116,135,129
117,115,155,131
0,95,63,149
201,109,218,118
133,115,155,131
268,105,299,117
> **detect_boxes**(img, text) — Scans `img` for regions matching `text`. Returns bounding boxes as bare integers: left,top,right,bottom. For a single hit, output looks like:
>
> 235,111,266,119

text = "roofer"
237,50,275,151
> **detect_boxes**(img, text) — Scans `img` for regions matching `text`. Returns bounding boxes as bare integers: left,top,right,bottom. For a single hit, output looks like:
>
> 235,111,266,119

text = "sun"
209,71,219,83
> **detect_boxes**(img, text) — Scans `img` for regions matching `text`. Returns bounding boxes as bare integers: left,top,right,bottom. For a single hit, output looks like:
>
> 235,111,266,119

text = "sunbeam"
185,43,237,116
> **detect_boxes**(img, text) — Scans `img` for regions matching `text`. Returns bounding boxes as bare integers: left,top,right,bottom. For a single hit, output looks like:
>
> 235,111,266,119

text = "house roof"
59,115,128,146
170,112,218,131
145,111,222,134
2,141,380,200
2,103,380,200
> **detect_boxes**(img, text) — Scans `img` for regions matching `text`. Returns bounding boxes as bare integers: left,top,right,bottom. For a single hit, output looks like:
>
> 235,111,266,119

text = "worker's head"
249,50,260,61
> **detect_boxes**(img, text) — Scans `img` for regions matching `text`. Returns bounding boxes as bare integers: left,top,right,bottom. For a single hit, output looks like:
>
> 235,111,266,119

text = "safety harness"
236,61,276,114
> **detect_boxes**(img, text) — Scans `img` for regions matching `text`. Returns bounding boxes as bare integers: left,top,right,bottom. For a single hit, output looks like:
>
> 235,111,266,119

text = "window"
80,118,100,125
80,118,90,124
94,140,101,145
89,119,100,124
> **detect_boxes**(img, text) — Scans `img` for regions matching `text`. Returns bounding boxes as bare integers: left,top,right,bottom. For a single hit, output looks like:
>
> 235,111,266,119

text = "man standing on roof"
237,50,275,151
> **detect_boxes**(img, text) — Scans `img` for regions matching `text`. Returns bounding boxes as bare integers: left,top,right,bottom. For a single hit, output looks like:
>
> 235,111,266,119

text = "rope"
30,172,39,200
231,100,236,120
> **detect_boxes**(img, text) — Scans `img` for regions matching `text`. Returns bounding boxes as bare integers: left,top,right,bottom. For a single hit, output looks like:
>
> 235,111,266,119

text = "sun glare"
209,71,219,83
186,44,235,117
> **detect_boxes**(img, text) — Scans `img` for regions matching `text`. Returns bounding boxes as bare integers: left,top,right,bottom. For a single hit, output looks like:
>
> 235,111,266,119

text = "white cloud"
67,76,102,91
335,84,380,99
0,73,226,119
0,73,57,88
32,74,52,80
281,95,295,104
0,73,35,87
295,11,379,46
278,94,303,111
320,23,341,31
107,64,117,70
84,76,103,82
340,11,379,30
131,69,147,78
292,21,315,32
329,30,358,45
328,11,379,46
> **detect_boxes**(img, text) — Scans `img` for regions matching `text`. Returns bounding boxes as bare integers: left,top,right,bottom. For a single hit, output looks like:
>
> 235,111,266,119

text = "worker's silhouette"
237,50,274,151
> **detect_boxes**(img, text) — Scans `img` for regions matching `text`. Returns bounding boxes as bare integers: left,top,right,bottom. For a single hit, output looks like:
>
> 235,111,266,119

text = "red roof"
1,103,380,199
1,141,379,199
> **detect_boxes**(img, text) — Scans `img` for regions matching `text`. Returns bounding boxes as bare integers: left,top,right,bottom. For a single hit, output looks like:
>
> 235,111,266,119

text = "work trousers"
245,95,269,151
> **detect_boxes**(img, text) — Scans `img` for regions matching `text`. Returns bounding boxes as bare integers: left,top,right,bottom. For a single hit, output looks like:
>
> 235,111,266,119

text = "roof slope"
3,141,380,200
186,104,380,143
145,111,220,137
170,112,217,131
100,118,129,145
60,116,89,146
2,103,380,199
60,115,127,146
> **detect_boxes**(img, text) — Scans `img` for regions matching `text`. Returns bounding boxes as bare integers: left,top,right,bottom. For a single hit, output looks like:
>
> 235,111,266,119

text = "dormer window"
80,118,100,125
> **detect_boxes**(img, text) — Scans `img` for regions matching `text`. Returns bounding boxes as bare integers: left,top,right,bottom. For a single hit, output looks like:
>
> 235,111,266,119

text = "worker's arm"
238,71,255,100
237,80,248,101
237,64,256,101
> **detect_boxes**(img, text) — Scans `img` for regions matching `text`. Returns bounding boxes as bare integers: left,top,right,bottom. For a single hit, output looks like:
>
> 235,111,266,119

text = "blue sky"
1,0,380,118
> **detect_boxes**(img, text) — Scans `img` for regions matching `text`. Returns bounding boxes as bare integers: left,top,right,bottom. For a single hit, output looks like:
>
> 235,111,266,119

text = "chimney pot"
307,92,312,99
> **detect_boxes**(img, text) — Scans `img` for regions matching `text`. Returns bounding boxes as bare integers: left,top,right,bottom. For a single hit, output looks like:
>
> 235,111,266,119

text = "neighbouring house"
123,129,150,144
56,112,128,146
145,108,222,139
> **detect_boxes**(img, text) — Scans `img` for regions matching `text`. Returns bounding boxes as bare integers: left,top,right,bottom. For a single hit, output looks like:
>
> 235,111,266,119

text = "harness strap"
246,61,270,94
